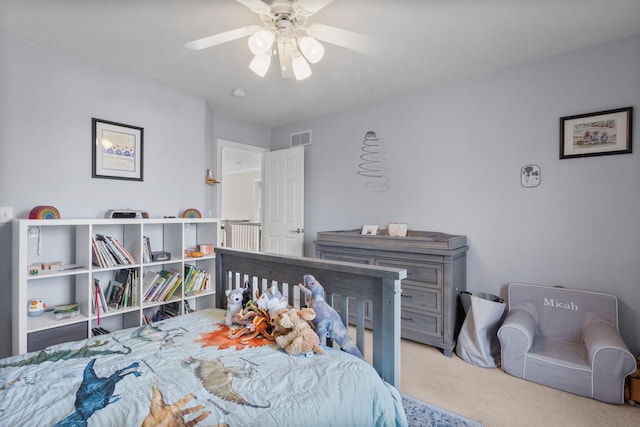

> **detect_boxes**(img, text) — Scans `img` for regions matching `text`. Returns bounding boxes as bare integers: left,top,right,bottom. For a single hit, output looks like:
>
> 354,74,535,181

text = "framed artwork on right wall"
559,107,633,159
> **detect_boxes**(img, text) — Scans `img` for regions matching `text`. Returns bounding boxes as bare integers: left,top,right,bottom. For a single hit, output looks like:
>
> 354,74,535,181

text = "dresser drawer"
319,252,373,265
401,283,441,313
401,308,442,339
377,258,443,289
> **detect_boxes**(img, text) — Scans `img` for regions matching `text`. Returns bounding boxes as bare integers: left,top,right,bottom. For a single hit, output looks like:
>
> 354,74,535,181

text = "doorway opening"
218,140,267,251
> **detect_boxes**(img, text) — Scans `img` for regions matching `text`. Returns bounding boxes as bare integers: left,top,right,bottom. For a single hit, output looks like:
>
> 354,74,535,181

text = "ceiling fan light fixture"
299,36,324,63
248,30,275,55
249,53,272,77
291,51,312,80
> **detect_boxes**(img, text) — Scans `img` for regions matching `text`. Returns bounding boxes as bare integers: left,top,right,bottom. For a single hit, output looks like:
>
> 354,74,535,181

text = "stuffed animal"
298,275,364,359
241,281,253,308
256,285,288,315
271,307,324,355
225,288,244,326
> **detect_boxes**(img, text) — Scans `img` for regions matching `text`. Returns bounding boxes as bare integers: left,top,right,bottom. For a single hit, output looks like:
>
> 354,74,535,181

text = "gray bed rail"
214,247,406,388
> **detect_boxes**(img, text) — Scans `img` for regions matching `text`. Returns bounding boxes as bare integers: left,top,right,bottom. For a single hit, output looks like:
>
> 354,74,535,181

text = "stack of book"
150,302,181,322
183,264,210,295
142,270,183,302
92,269,139,314
54,303,79,320
92,234,136,268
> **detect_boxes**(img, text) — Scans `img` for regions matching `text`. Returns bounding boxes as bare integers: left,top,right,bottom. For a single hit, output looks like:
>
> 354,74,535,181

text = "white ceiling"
2,0,640,128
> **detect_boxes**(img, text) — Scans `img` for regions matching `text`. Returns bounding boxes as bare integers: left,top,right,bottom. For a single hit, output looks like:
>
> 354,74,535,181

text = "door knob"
290,228,304,234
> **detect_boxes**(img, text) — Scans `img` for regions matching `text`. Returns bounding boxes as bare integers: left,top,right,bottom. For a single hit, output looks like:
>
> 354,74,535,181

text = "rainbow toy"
29,205,61,219
182,208,202,219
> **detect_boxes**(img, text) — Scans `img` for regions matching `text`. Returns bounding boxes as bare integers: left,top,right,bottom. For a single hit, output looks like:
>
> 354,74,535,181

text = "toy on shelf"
28,299,46,317
197,244,213,255
184,249,204,258
182,208,202,219
28,261,63,275
29,205,60,219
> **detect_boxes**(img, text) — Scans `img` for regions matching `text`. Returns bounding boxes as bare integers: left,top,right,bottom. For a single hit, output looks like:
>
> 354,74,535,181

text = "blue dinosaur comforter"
0,309,407,426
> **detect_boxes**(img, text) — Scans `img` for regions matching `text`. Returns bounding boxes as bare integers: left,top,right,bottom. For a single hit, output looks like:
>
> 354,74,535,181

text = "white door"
262,146,304,255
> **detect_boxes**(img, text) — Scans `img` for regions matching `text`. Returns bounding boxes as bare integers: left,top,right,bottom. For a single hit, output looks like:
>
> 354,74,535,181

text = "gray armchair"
497,283,635,404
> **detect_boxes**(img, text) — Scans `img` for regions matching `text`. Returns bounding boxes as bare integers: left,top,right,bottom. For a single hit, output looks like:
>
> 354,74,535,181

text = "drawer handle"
401,294,412,298
401,316,413,321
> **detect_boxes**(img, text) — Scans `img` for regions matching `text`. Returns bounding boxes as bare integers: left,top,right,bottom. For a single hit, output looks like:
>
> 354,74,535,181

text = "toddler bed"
0,248,407,426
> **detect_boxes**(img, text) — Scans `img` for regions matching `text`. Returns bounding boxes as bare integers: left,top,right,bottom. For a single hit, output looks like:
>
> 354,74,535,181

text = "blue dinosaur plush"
298,274,364,359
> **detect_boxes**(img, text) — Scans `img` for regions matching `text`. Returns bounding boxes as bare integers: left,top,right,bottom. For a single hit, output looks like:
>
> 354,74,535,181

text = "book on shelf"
151,302,181,322
107,280,125,310
143,270,182,302
155,270,176,301
184,265,210,295
91,234,136,268
184,299,195,313
142,236,152,263
163,274,183,302
54,303,79,320
93,278,109,314
142,271,162,301
145,275,167,302
104,269,138,309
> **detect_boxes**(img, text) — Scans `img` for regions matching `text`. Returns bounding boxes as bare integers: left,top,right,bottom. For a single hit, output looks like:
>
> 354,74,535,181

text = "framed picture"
92,118,144,181
361,225,378,235
559,107,633,159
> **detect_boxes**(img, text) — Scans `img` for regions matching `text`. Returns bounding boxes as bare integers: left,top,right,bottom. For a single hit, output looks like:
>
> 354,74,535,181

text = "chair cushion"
525,337,592,397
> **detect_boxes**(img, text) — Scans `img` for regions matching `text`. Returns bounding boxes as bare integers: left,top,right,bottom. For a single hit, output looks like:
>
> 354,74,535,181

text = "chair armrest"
582,321,636,404
497,308,536,377
498,308,536,350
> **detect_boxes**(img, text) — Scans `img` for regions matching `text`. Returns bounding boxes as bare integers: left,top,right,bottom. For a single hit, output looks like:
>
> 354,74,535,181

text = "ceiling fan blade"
294,0,336,16
185,25,261,50
307,23,385,56
234,0,272,14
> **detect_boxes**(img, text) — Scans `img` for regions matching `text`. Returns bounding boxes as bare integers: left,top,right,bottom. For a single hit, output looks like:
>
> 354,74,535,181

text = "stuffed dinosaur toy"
298,275,364,359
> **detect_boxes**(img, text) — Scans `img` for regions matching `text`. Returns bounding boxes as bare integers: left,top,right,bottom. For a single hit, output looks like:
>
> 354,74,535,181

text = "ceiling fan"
185,0,382,80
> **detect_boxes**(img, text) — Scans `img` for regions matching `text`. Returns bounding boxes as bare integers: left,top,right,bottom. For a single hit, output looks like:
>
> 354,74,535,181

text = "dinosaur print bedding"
0,308,407,426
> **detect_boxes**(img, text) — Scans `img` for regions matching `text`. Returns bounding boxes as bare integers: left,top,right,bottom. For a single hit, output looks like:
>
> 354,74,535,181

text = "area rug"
402,394,483,427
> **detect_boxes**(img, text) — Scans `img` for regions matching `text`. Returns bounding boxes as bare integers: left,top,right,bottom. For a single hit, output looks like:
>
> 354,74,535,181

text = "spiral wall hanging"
357,131,388,190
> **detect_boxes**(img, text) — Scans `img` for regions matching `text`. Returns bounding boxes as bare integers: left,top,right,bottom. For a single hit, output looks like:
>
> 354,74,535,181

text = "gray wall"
0,33,270,358
272,34,640,354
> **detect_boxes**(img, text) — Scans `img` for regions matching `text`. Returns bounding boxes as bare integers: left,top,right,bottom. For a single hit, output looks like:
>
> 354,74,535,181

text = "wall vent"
290,130,312,147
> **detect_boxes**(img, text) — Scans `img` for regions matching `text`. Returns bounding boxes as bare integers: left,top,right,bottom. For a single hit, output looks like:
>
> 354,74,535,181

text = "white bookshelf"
12,217,220,355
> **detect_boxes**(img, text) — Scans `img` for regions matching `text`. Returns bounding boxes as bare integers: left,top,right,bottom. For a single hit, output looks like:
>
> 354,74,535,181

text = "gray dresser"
314,229,467,356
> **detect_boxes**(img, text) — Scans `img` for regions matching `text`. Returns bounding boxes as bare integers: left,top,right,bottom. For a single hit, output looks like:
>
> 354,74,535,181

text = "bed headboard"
214,247,407,388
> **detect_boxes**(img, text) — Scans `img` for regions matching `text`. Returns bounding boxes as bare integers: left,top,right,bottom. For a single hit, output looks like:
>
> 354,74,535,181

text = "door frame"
216,138,269,221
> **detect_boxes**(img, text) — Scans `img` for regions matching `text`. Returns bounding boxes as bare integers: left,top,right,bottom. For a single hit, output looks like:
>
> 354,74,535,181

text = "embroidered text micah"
543,298,578,311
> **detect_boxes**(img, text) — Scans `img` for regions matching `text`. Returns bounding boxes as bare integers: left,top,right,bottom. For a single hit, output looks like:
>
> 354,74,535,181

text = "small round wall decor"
29,205,61,219
182,208,202,219
521,165,541,188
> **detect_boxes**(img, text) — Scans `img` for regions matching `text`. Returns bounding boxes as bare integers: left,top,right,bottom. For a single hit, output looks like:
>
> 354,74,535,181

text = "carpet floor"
402,394,483,427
